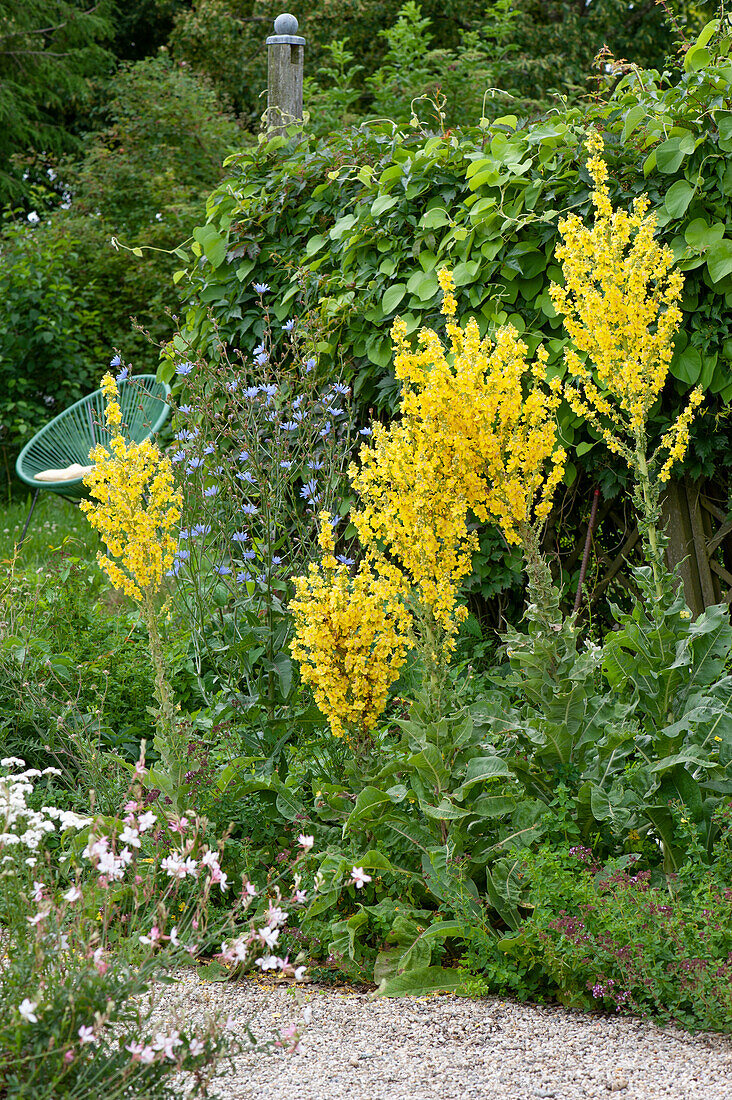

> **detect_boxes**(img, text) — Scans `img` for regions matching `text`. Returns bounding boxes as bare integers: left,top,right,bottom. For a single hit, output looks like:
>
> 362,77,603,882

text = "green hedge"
168,21,732,612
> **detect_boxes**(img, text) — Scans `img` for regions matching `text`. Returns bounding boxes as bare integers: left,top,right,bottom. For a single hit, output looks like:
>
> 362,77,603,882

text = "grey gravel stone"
162,973,732,1100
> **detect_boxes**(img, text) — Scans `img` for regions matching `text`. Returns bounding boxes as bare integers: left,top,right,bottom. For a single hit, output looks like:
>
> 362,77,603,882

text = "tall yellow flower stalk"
550,132,703,595
290,512,412,750
352,268,566,625
81,372,182,736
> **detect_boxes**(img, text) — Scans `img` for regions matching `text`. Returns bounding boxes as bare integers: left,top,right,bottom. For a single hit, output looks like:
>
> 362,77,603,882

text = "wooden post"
266,13,305,136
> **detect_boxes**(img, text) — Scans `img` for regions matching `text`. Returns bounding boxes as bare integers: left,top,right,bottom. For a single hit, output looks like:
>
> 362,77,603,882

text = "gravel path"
165,973,732,1100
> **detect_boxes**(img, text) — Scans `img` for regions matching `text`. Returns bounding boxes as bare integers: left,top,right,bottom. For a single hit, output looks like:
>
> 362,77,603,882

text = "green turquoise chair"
14,375,171,548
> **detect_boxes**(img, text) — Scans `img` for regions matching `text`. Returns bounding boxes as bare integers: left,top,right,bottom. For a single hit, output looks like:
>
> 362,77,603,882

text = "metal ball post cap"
267,12,305,44
274,13,298,34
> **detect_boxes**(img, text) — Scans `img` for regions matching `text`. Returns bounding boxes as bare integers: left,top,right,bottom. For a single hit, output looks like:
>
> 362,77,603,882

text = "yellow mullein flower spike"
550,131,700,479
81,383,182,601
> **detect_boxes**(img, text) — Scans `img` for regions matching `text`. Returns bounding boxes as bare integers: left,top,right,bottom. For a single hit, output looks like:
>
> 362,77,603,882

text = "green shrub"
169,23,732,617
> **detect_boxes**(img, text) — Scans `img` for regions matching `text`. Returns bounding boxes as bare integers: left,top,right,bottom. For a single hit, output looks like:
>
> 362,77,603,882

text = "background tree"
0,1,114,206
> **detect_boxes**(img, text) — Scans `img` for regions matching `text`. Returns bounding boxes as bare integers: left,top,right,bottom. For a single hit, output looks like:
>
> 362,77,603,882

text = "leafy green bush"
170,23,732,616
0,55,242,491
0,219,107,491
467,832,732,1032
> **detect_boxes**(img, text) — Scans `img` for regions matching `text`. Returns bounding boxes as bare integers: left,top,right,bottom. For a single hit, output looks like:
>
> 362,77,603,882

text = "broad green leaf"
371,194,398,217
717,111,732,151
706,239,732,284
656,137,687,174
420,207,450,228
684,44,711,72
192,224,227,268
664,180,694,219
305,234,326,256
381,284,407,314
376,965,466,998
330,213,358,240
685,218,725,251
453,755,510,799
344,786,392,829
670,345,702,385
622,103,646,143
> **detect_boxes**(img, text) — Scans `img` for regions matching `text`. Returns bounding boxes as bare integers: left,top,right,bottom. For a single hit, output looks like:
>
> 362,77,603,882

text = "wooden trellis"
540,475,732,622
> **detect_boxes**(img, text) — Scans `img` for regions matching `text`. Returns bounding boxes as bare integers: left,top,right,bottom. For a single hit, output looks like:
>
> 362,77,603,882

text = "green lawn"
1,490,99,570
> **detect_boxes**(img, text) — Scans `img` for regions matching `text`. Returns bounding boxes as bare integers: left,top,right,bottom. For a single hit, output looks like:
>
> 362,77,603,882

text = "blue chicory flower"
175,361,194,376
172,450,186,464
203,444,215,455
192,524,212,537
241,503,259,516
187,457,204,471
307,459,324,471
300,479,319,501
215,564,231,576
280,460,293,469
358,427,372,436
178,404,192,414
332,382,350,395
305,358,316,372
110,354,121,368
253,282,270,294
336,555,355,566
203,485,218,497
232,531,249,542
282,319,295,332
116,366,129,383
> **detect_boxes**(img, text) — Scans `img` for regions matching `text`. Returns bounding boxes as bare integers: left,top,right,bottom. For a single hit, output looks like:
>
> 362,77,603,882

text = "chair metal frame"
14,375,171,548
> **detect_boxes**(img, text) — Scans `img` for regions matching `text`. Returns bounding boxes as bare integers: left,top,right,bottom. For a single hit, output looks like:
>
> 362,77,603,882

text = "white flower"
140,1045,156,1064
78,1025,96,1044
295,965,307,981
19,999,38,1023
259,926,279,950
63,886,82,903
255,955,280,971
201,850,220,870
297,834,314,849
350,866,372,890
119,826,141,848
98,851,125,880
189,1037,205,1057
153,1030,182,1060
27,911,46,926
32,880,44,903
267,904,288,928
137,810,157,832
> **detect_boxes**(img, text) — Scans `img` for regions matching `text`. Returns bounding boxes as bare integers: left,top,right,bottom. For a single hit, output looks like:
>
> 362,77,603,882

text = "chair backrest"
15,375,171,496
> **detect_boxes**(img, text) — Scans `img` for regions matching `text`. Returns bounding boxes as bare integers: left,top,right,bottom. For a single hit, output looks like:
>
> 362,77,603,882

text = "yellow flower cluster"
351,269,566,633
550,131,702,474
290,513,412,739
81,373,182,601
